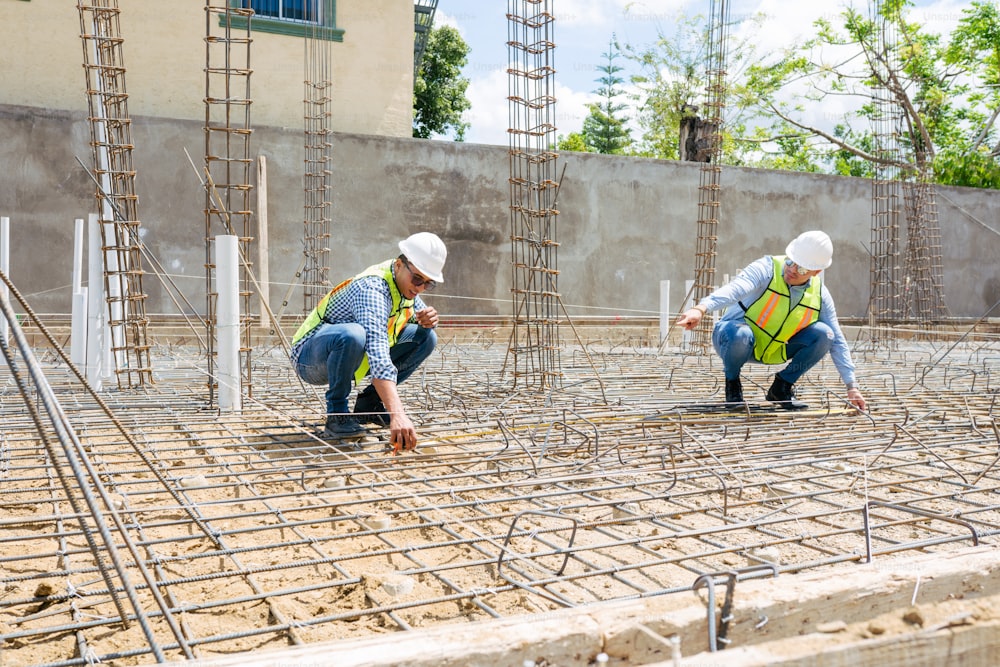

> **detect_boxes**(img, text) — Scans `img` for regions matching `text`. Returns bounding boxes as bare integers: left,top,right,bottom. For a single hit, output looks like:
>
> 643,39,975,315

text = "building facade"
0,0,415,136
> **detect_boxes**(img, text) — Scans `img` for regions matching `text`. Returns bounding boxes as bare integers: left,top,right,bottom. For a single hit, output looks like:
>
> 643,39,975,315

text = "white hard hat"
399,232,447,283
785,230,833,270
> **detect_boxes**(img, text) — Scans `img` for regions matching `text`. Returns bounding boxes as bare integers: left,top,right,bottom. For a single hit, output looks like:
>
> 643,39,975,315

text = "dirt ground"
2,334,999,666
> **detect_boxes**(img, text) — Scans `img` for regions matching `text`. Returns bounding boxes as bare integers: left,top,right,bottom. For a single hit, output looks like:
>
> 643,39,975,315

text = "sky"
436,0,972,146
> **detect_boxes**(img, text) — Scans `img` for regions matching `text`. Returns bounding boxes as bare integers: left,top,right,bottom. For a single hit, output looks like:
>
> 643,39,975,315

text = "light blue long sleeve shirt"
697,255,858,387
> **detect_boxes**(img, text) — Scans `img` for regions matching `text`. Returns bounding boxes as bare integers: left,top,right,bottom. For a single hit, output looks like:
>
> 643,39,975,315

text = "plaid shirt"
290,268,426,383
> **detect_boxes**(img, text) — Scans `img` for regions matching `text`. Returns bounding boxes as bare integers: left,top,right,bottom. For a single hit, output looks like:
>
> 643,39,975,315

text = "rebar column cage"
506,0,562,390
688,0,730,354
302,1,334,312
902,169,949,328
77,0,153,388
865,0,905,349
204,2,255,403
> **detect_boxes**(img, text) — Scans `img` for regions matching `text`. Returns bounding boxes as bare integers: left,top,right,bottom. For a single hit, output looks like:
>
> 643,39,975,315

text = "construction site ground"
2,324,999,667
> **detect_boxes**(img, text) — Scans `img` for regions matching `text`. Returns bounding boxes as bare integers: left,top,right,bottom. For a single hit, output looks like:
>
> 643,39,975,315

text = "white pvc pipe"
257,155,270,325
70,218,87,366
72,218,85,292
659,279,670,348
682,279,695,350
72,290,89,367
216,235,242,412
0,216,9,346
86,213,107,389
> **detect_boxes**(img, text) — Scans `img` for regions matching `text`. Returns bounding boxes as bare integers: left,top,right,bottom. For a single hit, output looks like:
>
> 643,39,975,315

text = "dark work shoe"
724,378,744,403
766,375,808,410
354,388,390,427
321,414,367,441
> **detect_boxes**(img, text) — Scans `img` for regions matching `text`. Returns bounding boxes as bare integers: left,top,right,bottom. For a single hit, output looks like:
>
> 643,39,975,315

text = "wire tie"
755,615,768,629
79,609,111,621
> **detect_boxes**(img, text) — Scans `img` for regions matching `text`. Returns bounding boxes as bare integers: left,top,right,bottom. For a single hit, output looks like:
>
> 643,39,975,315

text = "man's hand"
415,306,438,328
676,307,705,331
847,387,867,412
389,412,418,454
372,378,419,454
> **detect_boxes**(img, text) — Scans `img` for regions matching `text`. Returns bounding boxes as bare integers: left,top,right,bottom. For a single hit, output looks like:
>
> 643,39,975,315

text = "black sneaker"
725,378,744,403
321,414,367,440
354,388,390,427
765,375,808,410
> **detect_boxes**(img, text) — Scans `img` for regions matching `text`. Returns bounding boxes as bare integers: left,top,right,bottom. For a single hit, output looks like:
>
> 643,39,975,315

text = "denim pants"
294,323,437,415
712,319,833,383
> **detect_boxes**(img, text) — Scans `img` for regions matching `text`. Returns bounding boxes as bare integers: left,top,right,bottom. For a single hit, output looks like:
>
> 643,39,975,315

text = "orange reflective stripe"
754,294,781,328
792,309,814,336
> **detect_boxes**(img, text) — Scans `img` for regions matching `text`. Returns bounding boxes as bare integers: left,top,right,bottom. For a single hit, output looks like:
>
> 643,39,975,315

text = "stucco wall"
0,0,413,136
1,104,998,321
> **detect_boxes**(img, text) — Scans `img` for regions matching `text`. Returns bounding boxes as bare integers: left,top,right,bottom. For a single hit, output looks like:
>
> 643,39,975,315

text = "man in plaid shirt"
291,233,447,453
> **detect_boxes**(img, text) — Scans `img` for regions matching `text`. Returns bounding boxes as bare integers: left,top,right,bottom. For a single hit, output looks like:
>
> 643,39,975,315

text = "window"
223,0,343,41
249,0,318,23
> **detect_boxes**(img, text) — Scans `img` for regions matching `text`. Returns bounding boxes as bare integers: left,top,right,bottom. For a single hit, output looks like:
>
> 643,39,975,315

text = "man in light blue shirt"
676,231,867,412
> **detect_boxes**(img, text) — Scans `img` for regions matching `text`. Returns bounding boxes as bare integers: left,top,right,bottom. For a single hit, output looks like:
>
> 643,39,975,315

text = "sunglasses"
784,259,814,276
402,258,436,290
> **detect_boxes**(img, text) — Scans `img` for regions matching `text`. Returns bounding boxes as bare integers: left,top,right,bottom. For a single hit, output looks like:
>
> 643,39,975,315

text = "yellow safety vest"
742,255,822,365
291,260,415,382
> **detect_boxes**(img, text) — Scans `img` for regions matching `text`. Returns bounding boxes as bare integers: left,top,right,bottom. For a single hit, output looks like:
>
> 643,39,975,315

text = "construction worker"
291,232,447,452
676,230,867,412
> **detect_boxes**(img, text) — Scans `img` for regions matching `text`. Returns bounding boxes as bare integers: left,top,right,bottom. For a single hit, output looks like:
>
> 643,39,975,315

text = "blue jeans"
294,323,437,415
712,319,833,383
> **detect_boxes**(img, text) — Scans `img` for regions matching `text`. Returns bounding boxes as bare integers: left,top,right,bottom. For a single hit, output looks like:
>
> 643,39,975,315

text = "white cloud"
463,64,600,146
433,10,460,32
450,0,973,147
463,67,509,146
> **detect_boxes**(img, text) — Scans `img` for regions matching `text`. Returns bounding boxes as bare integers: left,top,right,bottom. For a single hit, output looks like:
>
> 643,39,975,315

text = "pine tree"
581,39,633,154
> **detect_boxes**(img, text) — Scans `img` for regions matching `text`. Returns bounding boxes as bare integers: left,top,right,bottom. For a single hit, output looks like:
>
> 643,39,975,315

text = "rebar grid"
2,329,1000,665
204,2,255,403
302,1,334,312
77,0,153,388
865,0,905,348
506,0,562,390
688,0,730,354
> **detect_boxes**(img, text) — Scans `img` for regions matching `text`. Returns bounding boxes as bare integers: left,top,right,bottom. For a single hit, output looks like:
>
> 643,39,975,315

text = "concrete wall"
1,104,998,320
0,0,413,136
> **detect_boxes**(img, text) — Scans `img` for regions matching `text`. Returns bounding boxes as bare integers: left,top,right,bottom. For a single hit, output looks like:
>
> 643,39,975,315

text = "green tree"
936,0,1000,187
413,25,471,140
556,132,591,152
743,0,1000,187
621,10,768,162
581,40,633,154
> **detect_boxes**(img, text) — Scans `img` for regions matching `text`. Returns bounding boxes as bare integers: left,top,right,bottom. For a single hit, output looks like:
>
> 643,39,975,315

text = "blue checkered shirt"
290,270,426,383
